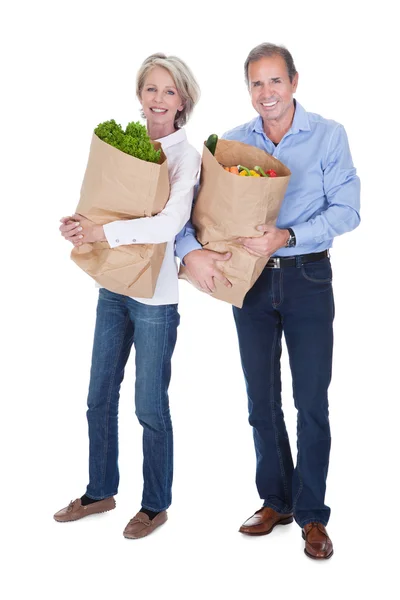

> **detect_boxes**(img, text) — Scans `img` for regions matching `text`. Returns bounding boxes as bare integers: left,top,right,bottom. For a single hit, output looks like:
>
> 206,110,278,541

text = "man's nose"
264,84,274,97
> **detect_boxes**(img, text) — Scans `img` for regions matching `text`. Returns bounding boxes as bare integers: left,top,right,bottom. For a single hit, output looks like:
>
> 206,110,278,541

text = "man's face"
248,55,298,123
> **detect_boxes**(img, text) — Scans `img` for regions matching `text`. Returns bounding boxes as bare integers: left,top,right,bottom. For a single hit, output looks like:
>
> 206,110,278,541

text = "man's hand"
59,213,106,246
183,249,232,293
236,225,290,257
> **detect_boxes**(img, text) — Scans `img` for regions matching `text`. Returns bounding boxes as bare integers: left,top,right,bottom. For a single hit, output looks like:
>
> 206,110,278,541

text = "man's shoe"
239,507,293,535
302,522,334,559
123,510,168,539
53,497,116,522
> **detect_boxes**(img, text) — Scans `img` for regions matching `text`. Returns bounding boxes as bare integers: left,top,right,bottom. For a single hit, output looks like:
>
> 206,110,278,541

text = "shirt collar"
252,100,311,136
155,127,187,149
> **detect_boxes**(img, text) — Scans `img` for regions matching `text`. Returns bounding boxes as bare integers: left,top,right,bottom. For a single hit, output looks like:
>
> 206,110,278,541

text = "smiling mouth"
261,101,278,108
150,108,168,113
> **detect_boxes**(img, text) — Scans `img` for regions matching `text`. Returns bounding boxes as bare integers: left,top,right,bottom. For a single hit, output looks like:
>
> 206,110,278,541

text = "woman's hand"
59,216,82,246
59,213,106,246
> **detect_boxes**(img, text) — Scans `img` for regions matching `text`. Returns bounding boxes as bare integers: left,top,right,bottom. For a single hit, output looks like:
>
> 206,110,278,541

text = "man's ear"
292,72,299,93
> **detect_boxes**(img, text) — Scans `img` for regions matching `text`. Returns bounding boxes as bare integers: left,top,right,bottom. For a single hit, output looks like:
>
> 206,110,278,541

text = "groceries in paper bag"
179,134,291,308
71,120,170,297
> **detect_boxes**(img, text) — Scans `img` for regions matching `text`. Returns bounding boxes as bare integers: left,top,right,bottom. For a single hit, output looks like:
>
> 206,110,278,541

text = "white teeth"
151,108,167,113
262,101,277,107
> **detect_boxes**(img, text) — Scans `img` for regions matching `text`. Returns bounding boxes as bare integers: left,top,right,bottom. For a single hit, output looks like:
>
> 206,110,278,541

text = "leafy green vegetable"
94,119,161,164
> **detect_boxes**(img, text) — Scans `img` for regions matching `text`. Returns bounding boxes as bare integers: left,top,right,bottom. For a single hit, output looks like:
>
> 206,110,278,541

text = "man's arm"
175,185,232,293
175,218,202,263
236,124,361,257
292,124,361,246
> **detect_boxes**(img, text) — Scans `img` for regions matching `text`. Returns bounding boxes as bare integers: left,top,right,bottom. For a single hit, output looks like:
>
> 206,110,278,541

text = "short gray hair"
136,53,200,129
244,43,297,86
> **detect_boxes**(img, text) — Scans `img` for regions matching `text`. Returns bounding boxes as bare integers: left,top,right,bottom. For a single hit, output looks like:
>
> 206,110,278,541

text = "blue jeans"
85,288,180,512
233,257,335,527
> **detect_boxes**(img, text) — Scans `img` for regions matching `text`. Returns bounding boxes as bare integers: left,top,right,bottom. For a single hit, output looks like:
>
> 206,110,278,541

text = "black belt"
266,250,329,269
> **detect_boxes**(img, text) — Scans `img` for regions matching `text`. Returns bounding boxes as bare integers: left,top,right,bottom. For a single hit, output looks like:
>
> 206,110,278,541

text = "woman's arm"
60,149,201,247
103,149,201,247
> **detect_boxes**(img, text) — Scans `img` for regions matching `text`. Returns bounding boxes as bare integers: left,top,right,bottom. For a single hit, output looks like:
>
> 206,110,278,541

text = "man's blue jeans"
85,288,180,512
233,257,334,527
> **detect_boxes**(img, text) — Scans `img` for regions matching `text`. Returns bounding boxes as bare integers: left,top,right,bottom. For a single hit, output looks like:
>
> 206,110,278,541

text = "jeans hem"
141,502,171,512
297,517,329,528
86,492,118,501
262,501,293,514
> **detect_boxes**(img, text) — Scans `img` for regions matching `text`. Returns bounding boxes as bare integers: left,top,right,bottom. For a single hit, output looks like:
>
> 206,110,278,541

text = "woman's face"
140,66,184,131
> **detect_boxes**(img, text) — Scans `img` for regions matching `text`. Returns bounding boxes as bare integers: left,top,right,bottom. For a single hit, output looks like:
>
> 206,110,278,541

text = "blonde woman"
54,54,215,539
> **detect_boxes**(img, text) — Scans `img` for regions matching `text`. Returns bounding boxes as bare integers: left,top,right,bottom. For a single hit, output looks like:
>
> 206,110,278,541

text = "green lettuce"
94,119,161,164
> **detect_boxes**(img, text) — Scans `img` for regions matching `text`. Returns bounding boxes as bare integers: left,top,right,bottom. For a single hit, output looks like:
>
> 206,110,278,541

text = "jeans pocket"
301,258,332,284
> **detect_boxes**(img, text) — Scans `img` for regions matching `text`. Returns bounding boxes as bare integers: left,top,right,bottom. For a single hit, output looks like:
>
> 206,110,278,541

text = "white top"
102,128,201,305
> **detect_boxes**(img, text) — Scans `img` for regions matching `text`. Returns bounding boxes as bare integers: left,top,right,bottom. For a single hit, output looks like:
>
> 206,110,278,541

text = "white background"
2,0,399,598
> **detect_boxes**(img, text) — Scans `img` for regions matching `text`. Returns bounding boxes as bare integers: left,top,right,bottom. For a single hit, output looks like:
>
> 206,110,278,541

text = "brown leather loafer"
239,507,293,535
53,497,116,522
123,510,168,539
302,522,334,559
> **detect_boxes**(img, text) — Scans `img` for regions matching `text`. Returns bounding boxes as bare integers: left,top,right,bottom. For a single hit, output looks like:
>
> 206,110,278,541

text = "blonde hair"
136,53,200,128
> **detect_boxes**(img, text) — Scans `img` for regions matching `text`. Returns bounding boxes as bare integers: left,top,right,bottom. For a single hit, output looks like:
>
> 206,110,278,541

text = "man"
176,43,360,559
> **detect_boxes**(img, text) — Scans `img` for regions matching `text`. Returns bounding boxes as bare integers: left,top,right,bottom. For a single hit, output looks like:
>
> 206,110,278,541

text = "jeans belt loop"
295,255,302,268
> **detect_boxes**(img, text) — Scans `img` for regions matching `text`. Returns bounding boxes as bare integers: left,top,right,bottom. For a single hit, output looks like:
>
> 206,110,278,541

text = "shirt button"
115,239,119,243
132,239,136,242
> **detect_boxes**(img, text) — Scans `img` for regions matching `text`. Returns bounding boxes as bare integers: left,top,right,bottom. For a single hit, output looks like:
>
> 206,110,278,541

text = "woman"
54,53,201,539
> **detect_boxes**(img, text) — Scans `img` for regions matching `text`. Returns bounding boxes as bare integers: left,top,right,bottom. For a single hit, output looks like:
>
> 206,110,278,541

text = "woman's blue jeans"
85,288,179,512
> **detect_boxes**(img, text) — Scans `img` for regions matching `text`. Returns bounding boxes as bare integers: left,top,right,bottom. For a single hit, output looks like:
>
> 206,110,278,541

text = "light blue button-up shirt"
175,101,360,259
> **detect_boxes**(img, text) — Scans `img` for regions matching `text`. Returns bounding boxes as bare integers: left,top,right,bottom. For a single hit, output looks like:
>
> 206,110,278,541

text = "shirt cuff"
291,222,313,247
103,221,139,249
175,235,202,263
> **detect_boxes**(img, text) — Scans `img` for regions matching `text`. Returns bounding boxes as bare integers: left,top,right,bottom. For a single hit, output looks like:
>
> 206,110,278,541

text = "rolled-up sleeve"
103,149,201,248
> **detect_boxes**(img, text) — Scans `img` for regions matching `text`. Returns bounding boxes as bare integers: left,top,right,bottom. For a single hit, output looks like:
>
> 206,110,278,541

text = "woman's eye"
166,90,175,95
147,87,156,92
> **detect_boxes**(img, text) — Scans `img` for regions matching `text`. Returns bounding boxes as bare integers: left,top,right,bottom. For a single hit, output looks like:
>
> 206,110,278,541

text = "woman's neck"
147,122,177,140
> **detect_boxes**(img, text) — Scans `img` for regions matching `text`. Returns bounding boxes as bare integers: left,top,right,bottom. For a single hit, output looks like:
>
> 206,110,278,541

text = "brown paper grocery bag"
179,139,291,308
71,133,170,297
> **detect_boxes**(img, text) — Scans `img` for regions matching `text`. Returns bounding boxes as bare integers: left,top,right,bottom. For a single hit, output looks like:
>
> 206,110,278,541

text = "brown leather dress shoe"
239,507,293,535
302,522,334,559
123,510,168,539
53,497,116,522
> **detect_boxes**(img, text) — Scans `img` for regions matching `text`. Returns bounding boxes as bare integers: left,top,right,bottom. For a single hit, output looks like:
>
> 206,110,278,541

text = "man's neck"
262,100,296,145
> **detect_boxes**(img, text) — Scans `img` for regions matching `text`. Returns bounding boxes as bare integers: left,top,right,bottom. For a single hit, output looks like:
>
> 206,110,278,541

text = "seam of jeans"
271,270,284,309
99,314,131,496
270,324,290,507
292,432,304,513
159,305,170,506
